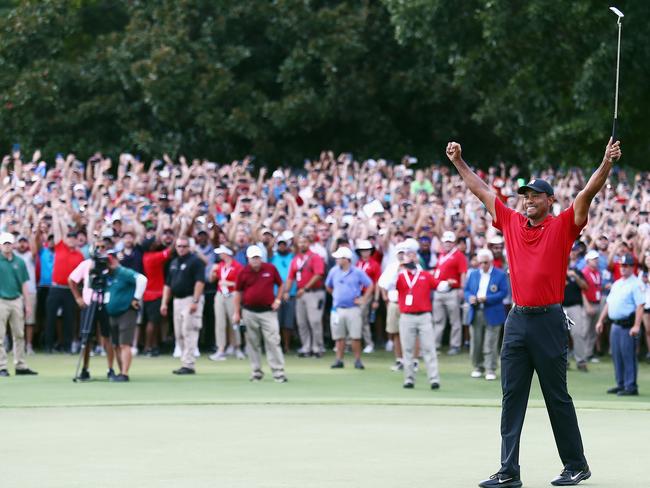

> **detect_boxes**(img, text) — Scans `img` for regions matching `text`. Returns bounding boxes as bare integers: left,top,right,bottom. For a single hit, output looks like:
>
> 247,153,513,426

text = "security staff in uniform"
596,253,644,396
395,242,440,390
447,137,621,487
161,237,206,375
326,246,373,370
233,245,287,382
0,233,38,376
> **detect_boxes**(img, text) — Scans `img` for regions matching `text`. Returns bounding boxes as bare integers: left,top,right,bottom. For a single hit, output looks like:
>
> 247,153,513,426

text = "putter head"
609,6,624,19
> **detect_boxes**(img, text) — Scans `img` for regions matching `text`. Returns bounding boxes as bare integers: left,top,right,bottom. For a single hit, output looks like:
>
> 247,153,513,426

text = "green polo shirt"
0,253,29,299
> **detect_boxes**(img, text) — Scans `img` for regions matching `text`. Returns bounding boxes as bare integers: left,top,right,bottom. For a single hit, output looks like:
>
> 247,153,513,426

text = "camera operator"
69,243,117,381
105,251,147,382
161,236,206,375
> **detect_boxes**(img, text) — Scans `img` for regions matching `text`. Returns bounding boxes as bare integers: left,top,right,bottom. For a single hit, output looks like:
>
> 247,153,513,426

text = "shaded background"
0,0,647,168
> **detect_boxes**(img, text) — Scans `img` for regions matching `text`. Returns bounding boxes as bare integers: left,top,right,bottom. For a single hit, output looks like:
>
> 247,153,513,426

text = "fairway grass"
1,351,648,487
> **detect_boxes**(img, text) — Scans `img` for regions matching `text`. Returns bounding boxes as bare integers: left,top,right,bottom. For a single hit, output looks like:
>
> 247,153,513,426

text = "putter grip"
611,118,617,142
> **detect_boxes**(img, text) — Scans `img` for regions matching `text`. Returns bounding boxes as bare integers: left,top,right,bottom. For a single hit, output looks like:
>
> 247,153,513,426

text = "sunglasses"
176,244,189,248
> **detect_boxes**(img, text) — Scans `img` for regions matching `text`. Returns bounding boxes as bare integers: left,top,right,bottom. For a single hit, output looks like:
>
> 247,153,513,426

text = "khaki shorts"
386,301,400,334
24,292,37,325
332,307,362,340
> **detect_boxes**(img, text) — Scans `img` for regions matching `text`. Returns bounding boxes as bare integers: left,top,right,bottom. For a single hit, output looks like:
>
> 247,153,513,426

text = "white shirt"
378,260,402,303
477,266,494,299
15,250,36,293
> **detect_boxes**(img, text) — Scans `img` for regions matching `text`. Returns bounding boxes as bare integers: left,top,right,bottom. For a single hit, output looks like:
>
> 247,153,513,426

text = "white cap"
477,248,494,261
0,232,15,245
246,245,263,259
585,250,600,261
73,183,86,192
272,169,284,179
101,228,114,238
488,235,504,245
355,239,373,251
332,247,354,260
403,238,420,253
214,245,233,256
277,230,294,243
395,242,409,254
441,231,456,243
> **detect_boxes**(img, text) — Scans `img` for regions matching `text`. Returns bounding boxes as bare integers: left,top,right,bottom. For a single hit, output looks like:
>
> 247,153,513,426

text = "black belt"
243,305,273,313
302,288,323,293
404,311,430,316
513,303,560,314
337,305,359,309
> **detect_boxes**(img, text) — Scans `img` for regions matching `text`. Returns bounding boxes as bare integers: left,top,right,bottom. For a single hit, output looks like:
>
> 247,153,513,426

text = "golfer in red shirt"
446,138,621,488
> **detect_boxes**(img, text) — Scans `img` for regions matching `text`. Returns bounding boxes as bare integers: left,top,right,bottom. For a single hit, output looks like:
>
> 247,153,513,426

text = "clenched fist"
604,138,622,163
446,142,462,164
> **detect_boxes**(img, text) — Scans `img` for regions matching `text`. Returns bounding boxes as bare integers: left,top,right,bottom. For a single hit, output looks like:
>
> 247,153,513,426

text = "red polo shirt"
582,266,602,303
609,255,638,282
142,248,172,302
288,251,325,290
396,268,437,313
493,198,585,306
51,241,84,286
432,248,467,288
356,258,380,292
236,262,282,308
213,259,242,294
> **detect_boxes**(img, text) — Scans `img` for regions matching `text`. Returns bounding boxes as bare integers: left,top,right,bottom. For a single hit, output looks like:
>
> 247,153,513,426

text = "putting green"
1,351,648,487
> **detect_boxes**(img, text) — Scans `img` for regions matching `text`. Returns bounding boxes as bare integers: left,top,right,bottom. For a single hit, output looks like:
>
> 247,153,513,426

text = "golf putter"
610,7,624,142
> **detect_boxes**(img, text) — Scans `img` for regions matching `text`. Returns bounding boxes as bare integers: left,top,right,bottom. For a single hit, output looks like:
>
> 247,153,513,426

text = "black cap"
517,178,554,196
620,253,635,265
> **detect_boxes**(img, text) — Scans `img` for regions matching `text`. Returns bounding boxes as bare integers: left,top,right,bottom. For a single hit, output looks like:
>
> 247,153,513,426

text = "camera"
89,251,110,291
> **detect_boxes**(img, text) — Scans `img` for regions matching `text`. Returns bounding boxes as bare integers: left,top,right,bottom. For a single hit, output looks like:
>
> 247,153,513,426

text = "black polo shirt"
165,253,205,298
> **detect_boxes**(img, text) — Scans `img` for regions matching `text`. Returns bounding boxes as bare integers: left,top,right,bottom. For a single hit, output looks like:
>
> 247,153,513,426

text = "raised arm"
574,138,622,226
445,142,496,219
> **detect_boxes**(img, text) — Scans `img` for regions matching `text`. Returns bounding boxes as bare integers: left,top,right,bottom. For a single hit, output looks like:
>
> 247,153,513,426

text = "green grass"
1,350,649,487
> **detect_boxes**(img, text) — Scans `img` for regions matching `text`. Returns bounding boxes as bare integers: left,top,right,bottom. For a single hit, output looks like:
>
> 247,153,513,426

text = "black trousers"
499,305,587,476
43,287,77,352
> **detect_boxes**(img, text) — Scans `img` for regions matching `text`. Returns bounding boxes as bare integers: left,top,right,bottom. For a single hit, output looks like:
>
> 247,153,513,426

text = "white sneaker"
390,360,404,372
471,369,483,378
131,346,139,356
385,339,394,352
209,351,227,361
26,344,35,356
225,345,235,356
70,341,80,354
193,348,201,358
173,345,181,358
485,372,497,381
589,356,601,364
363,344,375,354
235,349,246,360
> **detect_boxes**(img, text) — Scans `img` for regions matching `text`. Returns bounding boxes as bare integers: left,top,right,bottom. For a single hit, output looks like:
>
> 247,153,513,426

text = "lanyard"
401,270,421,291
296,254,310,272
220,264,232,282
438,248,456,267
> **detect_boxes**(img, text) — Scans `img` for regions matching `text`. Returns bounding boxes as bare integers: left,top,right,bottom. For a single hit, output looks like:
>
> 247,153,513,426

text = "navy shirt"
325,265,372,308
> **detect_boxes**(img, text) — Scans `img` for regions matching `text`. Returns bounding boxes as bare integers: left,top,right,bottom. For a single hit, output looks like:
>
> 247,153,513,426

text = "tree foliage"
0,0,647,168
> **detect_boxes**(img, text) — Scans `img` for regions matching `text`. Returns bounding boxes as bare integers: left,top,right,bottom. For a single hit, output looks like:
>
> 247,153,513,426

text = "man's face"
587,258,599,270
522,190,553,221
489,244,503,258
123,233,135,249
620,263,633,278
17,240,29,253
196,233,207,246
298,237,310,253
235,230,248,247
337,257,350,269
1,242,12,256
162,230,175,246
317,226,330,242
277,241,288,253
262,233,273,245
77,233,87,246
442,240,454,252
418,238,430,251
478,255,492,272
597,238,609,252
176,240,190,256
359,249,371,260
249,256,262,270
65,234,78,248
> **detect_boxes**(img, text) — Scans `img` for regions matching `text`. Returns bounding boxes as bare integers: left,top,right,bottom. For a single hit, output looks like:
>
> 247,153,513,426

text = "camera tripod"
72,290,105,382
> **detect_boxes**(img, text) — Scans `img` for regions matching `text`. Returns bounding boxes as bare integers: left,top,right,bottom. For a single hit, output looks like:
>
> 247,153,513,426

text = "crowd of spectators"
0,146,649,381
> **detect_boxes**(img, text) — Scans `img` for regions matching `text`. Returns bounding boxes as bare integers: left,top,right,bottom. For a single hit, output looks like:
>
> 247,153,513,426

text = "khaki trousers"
0,297,27,370
359,299,374,347
433,290,462,349
470,309,502,372
399,312,440,385
242,309,285,378
565,304,588,364
214,293,239,351
173,296,204,369
584,302,601,359
295,290,325,354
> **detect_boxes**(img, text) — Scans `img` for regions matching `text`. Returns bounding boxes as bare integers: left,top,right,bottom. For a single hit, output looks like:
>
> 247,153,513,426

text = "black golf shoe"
550,466,591,486
478,473,522,488
172,367,195,375
15,368,38,375
330,360,344,369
